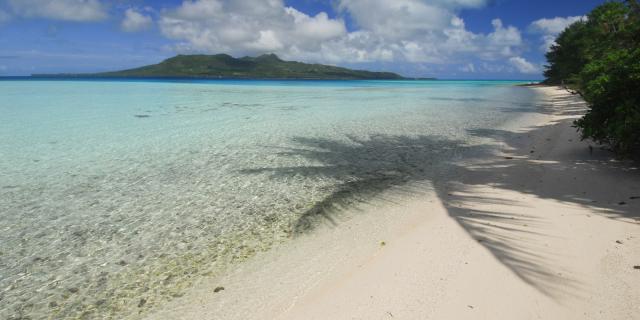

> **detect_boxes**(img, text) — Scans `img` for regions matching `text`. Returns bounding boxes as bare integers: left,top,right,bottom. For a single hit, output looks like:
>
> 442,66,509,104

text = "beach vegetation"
544,0,640,157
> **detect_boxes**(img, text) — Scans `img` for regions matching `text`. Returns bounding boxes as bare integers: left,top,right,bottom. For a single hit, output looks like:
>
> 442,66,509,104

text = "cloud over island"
158,0,531,68
0,0,596,77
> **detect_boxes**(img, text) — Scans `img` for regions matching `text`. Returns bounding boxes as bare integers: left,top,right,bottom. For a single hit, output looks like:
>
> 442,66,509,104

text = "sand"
147,86,640,320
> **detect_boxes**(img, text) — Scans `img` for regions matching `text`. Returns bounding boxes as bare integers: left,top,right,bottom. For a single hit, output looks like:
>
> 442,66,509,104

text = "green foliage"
545,0,640,157
543,21,589,85
575,48,640,153
96,53,404,80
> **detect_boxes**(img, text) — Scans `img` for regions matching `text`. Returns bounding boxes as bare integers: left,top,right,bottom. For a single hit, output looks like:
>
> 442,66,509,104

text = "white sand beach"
148,86,640,320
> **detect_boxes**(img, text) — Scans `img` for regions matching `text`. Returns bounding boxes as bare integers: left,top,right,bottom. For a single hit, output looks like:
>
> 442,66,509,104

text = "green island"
36,54,409,80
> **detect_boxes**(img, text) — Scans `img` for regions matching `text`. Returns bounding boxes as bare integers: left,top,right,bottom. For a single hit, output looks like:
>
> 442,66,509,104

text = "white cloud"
159,0,347,57
121,8,152,32
488,19,522,47
157,0,532,74
7,0,108,22
171,0,223,20
286,9,347,43
529,16,585,52
481,18,523,59
337,0,454,39
529,16,585,34
509,56,539,74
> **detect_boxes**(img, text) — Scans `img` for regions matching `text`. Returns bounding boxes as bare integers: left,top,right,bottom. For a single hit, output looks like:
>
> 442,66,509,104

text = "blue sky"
0,0,604,79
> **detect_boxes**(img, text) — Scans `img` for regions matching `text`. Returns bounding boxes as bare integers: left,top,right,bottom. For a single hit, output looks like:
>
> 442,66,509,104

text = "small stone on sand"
214,286,225,293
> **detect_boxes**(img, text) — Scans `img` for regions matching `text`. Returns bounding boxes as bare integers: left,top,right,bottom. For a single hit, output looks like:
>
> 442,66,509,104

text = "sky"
0,0,605,79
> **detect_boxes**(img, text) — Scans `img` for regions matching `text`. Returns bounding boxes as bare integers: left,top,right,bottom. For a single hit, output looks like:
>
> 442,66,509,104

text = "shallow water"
0,79,539,319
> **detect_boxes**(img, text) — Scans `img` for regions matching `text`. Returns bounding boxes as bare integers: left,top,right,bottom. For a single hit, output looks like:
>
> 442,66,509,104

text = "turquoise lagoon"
0,79,540,319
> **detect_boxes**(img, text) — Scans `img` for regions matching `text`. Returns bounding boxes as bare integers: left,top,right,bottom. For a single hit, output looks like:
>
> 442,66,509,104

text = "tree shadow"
241,134,489,233
239,115,639,300
465,124,640,220
500,88,588,117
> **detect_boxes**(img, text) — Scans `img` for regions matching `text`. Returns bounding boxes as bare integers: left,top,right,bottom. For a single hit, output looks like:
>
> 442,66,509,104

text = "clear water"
0,79,539,319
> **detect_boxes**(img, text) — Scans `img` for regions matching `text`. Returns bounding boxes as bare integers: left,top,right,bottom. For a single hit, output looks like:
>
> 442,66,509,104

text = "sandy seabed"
147,86,640,320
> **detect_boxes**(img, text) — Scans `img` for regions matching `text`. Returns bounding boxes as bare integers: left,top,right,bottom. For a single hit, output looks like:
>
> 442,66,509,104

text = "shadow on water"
241,134,489,233
240,106,640,299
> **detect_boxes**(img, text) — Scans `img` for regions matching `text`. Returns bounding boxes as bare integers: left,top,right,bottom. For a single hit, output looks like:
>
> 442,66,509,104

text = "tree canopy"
544,0,640,157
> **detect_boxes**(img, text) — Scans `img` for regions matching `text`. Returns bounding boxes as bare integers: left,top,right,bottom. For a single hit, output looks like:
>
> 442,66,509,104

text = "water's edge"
0,81,540,319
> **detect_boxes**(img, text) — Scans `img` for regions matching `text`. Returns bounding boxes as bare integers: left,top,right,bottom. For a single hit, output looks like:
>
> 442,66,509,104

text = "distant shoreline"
0,76,543,82
45,54,407,81
28,75,436,81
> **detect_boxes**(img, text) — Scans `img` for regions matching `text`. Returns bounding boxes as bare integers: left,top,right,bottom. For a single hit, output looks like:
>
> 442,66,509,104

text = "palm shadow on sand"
240,95,639,299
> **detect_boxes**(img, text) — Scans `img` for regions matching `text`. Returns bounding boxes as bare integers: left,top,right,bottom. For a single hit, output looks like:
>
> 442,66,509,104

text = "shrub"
545,0,640,157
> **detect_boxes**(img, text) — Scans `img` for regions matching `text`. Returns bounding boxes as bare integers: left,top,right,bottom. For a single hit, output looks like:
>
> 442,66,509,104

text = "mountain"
63,54,405,80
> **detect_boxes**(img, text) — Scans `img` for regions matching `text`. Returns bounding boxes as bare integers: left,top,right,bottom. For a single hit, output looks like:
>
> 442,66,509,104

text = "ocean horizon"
0,76,541,83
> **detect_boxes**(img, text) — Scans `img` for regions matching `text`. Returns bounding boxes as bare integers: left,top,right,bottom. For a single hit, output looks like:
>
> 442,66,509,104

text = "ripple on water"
0,80,539,319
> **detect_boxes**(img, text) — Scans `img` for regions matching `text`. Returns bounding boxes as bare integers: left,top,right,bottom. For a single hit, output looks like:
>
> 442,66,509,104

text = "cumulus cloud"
529,16,586,52
508,56,539,74
529,16,586,34
159,0,347,58
337,0,454,39
6,0,108,22
481,18,523,59
121,8,152,32
333,0,520,63
158,0,527,70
